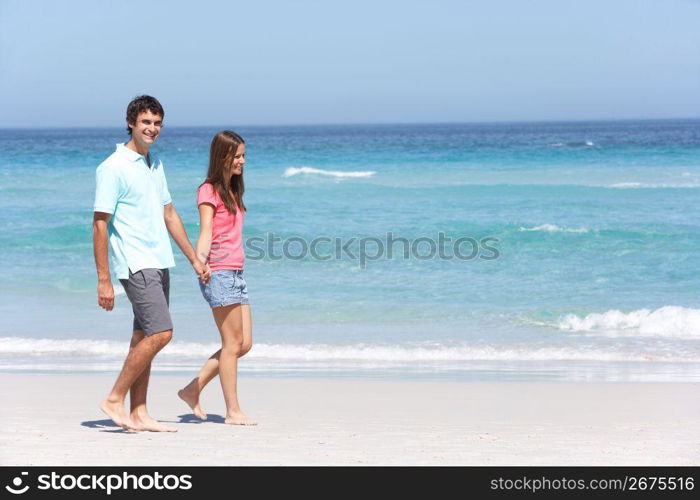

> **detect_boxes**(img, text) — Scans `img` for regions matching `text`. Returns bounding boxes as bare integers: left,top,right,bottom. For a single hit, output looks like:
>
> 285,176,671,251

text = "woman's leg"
178,352,219,420
213,303,256,425
240,304,253,355
178,305,253,420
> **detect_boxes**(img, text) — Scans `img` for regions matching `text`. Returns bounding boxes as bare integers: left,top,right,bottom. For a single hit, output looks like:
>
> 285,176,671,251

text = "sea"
1,119,699,381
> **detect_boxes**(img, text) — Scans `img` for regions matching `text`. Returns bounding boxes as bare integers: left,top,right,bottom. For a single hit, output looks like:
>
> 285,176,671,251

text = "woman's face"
228,143,246,175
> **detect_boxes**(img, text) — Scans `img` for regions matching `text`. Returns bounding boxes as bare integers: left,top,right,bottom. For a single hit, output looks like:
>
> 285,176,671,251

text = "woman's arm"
196,203,215,265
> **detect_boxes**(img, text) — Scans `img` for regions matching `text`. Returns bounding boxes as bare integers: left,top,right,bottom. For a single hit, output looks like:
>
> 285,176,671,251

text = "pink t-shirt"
197,182,245,270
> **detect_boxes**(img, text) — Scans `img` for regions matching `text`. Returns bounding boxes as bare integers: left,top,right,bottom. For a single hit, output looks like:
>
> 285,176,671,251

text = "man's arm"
164,203,208,280
93,212,115,311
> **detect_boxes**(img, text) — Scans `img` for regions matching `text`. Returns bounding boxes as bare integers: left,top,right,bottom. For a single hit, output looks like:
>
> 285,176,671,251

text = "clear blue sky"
1,0,698,127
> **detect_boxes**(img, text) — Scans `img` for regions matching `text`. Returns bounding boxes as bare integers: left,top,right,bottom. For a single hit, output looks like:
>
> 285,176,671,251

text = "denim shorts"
199,269,250,308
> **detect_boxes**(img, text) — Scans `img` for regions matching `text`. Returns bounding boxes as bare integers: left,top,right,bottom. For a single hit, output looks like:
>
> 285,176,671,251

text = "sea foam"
518,224,589,233
0,337,697,364
557,306,700,339
609,182,700,189
549,141,594,147
283,167,376,178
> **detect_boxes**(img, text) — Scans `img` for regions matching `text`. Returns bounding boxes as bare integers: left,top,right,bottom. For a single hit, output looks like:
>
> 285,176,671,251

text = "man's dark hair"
126,95,165,135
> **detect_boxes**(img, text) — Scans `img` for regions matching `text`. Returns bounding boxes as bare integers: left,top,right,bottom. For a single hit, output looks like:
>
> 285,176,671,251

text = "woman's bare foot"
177,387,207,420
225,411,257,426
130,411,178,432
100,397,133,430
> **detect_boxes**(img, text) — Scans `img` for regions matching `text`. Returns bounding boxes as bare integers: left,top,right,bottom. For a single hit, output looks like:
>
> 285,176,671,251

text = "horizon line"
1,116,699,131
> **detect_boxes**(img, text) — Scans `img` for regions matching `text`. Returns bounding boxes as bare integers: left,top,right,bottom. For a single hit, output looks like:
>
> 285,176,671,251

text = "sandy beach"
0,373,698,466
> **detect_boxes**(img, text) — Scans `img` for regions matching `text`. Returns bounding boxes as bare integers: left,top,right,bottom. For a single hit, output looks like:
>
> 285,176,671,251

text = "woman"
178,130,256,425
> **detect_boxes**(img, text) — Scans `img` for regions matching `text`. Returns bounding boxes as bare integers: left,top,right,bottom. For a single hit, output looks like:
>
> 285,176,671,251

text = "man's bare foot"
100,397,133,430
177,387,207,420
225,411,257,426
130,412,178,432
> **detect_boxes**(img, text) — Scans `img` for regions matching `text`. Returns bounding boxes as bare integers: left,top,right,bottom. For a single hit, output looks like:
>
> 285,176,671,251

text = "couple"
93,95,255,432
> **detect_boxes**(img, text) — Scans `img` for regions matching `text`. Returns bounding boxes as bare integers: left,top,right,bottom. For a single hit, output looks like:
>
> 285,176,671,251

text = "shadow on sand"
165,414,226,424
80,419,136,433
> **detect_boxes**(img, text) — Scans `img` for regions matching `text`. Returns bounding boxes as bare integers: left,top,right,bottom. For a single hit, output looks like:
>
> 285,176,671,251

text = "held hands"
192,258,211,283
97,279,115,311
201,263,211,283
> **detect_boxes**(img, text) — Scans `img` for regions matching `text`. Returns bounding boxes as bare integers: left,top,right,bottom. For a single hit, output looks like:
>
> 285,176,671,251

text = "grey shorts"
119,268,173,336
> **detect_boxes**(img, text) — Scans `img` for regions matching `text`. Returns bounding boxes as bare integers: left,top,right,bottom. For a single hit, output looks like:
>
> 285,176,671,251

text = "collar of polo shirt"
116,143,155,166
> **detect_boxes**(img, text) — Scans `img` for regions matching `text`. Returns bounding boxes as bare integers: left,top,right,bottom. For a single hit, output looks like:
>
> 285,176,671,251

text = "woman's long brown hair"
201,130,247,214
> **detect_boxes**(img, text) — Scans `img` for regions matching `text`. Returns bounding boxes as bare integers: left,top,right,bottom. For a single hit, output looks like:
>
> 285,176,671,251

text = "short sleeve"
159,164,172,206
94,164,121,214
197,183,218,208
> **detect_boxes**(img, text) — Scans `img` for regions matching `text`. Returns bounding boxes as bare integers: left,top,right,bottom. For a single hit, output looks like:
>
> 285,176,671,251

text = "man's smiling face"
128,110,163,147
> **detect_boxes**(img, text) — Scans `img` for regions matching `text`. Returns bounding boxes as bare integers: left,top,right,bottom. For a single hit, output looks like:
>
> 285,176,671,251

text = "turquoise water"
1,120,699,380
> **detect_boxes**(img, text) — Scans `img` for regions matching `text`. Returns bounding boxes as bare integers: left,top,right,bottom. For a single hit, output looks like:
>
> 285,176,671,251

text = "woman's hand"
192,258,208,282
200,263,212,284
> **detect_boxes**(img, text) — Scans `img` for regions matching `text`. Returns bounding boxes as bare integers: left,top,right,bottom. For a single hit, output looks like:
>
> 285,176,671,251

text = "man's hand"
201,263,211,283
192,258,211,283
98,279,115,311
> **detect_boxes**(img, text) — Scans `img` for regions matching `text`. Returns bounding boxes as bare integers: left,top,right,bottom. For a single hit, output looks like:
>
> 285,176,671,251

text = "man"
93,95,209,432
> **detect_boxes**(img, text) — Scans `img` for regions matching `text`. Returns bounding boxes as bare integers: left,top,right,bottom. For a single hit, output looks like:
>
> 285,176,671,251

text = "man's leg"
101,268,175,431
128,330,148,412
128,330,177,432
100,328,172,429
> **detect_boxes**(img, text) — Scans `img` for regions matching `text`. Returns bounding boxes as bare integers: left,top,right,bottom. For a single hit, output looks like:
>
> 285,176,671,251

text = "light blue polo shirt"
94,143,175,280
